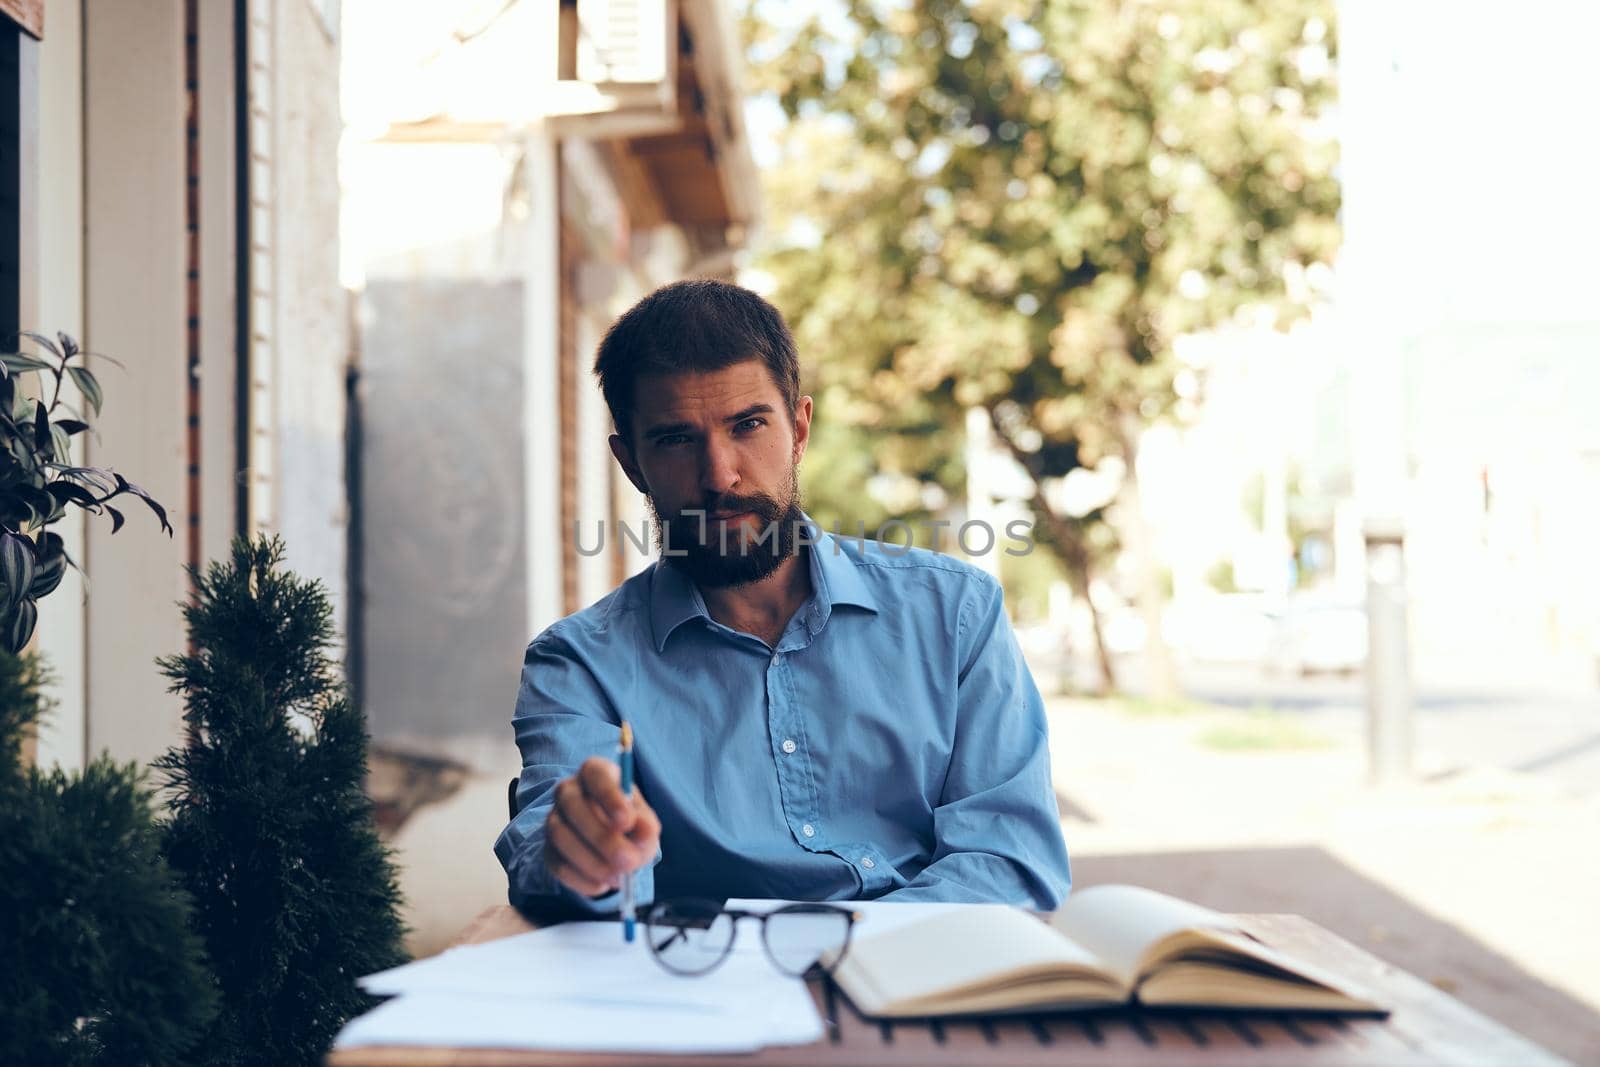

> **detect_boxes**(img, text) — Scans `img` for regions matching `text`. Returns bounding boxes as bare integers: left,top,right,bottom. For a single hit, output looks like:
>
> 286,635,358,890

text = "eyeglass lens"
644,899,736,975
762,904,853,975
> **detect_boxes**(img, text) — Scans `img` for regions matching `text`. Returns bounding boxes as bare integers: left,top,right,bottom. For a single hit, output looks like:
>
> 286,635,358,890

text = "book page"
1048,884,1240,988
834,904,1110,1015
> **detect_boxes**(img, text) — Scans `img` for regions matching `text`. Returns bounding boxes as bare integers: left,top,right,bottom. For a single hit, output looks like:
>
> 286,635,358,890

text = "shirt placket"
765,641,825,857
764,607,897,896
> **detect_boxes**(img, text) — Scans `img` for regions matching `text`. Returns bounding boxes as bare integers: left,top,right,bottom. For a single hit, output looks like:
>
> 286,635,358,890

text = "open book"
827,885,1386,1018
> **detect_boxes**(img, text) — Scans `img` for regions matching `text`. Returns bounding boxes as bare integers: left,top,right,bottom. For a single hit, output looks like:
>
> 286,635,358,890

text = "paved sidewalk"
1045,695,1600,1065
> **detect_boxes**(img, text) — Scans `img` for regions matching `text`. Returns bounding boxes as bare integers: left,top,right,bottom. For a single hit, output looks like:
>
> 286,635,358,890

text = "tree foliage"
155,536,407,1066
749,0,1339,683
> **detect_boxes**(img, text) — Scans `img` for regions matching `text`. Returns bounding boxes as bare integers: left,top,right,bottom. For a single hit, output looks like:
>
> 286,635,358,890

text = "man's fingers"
545,758,656,900
577,757,633,830
555,778,641,875
545,805,615,890
626,791,662,849
550,857,614,898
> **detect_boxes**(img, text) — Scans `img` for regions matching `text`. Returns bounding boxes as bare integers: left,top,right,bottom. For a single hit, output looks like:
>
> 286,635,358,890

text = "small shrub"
0,652,215,1066
156,536,407,1066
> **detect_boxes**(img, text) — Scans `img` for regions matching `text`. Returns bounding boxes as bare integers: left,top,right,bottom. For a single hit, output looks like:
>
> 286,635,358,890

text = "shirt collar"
806,516,880,615
648,512,879,652
649,557,710,653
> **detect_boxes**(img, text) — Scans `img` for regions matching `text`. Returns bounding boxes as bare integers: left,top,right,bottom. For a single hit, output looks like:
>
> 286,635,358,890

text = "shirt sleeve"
878,574,1072,909
492,633,660,916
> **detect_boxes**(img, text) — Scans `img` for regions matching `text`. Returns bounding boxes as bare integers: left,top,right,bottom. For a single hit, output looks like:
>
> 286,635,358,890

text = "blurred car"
1264,598,1368,677
1167,594,1281,665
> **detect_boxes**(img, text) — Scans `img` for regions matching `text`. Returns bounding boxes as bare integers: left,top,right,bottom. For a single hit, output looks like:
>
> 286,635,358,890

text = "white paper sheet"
361,922,769,1007
338,919,822,1054
334,980,821,1054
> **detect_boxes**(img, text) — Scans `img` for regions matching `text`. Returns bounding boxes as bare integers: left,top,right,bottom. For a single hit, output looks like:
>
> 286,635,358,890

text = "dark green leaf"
106,505,125,534
57,331,80,360
1,352,55,375
32,401,50,457
4,596,37,653
47,481,100,509
56,465,116,494
50,424,72,462
116,477,173,536
11,486,54,531
68,366,103,416
29,550,66,598
0,532,36,610
17,330,63,360
8,436,35,473
77,349,126,369
56,419,90,435
15,485,54,515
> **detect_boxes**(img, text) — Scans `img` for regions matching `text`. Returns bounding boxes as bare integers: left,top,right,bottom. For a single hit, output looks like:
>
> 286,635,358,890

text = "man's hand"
543,756,662,897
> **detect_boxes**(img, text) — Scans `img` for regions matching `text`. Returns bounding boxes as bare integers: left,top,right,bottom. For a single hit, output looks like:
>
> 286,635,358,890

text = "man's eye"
735,418,765,433
656,434,689,447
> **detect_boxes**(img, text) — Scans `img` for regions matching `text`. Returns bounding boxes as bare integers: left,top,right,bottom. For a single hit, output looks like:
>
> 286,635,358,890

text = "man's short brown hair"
593,279,801,447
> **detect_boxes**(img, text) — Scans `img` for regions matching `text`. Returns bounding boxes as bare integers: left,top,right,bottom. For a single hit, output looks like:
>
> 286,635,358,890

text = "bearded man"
493,280,1071,915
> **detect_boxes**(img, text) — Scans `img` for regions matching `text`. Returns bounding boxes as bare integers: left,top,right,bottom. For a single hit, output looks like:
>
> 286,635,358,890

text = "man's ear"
791,395,814,466
609,433,650,495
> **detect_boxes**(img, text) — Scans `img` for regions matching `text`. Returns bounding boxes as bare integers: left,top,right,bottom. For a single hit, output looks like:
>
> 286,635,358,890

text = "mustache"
671,495,780,520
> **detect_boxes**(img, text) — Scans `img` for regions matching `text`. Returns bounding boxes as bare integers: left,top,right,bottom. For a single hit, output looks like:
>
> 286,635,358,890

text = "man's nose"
699,437,740,496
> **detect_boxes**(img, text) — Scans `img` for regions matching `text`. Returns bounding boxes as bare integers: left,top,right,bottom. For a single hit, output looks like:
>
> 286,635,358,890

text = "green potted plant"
0,330,170,651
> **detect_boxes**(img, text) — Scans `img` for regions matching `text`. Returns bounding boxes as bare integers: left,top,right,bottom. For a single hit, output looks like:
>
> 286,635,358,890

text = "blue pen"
618,721,636,942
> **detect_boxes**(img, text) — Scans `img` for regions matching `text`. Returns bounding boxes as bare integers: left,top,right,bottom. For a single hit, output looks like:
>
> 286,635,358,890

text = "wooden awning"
621,0,758,232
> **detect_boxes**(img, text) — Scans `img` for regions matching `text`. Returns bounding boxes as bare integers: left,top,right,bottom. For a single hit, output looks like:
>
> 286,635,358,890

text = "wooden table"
328,906,1568,1067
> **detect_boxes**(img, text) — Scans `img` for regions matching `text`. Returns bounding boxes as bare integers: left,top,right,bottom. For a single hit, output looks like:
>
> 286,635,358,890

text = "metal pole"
1364,518,1412,784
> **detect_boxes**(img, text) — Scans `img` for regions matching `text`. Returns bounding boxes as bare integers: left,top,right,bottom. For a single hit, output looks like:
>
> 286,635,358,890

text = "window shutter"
576,0,671,87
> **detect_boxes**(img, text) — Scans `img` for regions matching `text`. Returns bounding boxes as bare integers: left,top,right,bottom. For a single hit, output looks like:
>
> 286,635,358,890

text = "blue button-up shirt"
493,519,1071,913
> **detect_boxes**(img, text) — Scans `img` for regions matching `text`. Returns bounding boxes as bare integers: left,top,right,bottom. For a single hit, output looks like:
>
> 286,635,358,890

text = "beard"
649,469,806,589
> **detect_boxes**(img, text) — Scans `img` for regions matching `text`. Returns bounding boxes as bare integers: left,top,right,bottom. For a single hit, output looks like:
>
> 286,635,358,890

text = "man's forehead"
634,361,782,418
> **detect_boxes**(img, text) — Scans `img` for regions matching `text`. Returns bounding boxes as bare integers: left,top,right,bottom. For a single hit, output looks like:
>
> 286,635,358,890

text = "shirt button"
781,738,797,754
770,654,781,666
861,857,876,869
801,824,816,838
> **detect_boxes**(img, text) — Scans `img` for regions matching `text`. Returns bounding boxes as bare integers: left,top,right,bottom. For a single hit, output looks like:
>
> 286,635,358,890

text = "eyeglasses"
642,898,860,977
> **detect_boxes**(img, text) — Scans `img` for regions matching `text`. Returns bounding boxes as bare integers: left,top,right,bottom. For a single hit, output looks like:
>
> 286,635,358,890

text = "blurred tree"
748,0,1339,693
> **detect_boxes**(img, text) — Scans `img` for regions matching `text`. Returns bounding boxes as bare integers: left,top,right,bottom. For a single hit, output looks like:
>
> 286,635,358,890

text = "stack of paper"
333,899,995,1055
333,920,823,1055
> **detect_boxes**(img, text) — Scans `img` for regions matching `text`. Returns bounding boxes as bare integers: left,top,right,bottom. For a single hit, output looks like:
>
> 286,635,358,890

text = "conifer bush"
156,535,407,1066
0,650,215,1066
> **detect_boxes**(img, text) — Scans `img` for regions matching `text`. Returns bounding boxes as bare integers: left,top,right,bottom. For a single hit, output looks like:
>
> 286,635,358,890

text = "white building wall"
31,0,86,772
272,0,350,626
82,0,190,767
